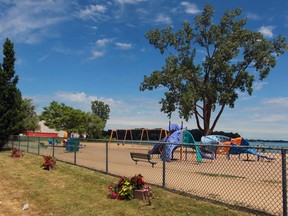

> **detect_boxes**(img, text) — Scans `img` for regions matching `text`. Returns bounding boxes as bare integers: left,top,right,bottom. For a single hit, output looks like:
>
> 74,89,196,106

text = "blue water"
249,141,288,149
248,141,288,154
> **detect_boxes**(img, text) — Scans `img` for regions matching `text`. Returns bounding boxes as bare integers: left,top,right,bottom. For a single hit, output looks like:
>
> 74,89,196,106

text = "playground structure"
109,128,168,144
201,135,275,161
110,123,275,163
148,123,215,162
147,123,275,163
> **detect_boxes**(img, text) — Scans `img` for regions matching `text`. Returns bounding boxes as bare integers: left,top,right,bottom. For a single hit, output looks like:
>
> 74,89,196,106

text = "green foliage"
20,98,40,133
40,101,105,138
0,38,23,149
40,101,87,136
86,113,105,139
140,4,287,135
91,100,110,122
108,174,152,201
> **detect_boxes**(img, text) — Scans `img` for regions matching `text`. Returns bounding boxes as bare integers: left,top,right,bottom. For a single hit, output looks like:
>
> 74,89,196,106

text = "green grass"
195,172,245,179
0,150,253,216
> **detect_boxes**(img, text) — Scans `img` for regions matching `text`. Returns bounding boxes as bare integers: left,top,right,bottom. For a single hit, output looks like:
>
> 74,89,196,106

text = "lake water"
249,141,288,149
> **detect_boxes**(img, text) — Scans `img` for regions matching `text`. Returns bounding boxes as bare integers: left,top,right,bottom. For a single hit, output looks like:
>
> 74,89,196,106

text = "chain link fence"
6,136,287,215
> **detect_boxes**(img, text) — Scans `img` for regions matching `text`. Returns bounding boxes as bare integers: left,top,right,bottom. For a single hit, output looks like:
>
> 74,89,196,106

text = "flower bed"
10,148,23,158
41,155,56,170
108,174,153,204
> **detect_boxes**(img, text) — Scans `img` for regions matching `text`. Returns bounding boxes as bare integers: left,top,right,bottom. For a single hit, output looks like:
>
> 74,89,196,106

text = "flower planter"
133,189,147,201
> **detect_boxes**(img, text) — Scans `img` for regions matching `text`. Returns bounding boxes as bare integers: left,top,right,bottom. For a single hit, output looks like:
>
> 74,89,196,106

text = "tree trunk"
203,99,212,136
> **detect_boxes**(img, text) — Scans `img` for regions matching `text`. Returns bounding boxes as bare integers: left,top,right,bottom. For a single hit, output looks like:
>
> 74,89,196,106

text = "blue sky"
0,0,287,140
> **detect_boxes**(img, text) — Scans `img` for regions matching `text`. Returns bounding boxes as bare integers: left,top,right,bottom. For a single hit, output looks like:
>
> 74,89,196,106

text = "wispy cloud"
78,4,108,21
253,81,268,91
89,50,105,59
180,2,200,14
37,54,50,62
55,91,124,111
258,26,275,38
115,42,133,49
263,97,288,105
115,0,146,4
246,12,261,20
0,0,70,44
155,13,172,24
95,38,114,47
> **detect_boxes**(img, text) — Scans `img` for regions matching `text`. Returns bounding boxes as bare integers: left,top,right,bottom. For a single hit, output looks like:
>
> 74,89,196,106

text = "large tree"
0,38,23,149
86,113,105,139
40,101,87,137
140,4,287,135
40,101,105,138
91,100,110,122
20,98,40,133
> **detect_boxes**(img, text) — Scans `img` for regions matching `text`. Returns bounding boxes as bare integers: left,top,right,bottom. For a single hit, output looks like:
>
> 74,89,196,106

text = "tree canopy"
0,38,23,149
140,4,287,135
40,101,106,138
40,101,87,136
20,98,40,133
91,100,110,122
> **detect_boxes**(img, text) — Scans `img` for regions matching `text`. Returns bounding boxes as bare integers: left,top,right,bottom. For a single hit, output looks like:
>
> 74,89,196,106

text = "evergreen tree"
0,38,23,149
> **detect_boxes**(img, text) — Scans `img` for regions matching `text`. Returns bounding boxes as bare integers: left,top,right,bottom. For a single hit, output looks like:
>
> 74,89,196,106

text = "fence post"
38,137,40,155
162,158,166,188
282,148,287,216
18,136,21,149
27,136,29,153
52,142,55,158
106,141,109,174
74,148,77,165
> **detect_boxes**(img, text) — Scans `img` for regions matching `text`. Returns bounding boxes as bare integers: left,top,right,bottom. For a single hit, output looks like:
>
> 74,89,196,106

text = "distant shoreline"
247,139,288,143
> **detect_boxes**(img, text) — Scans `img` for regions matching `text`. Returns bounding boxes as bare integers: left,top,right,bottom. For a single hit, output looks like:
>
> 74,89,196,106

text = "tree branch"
210,104,225,131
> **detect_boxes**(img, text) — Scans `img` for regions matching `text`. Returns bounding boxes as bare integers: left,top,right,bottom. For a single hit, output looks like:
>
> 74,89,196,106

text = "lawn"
0,150,254,216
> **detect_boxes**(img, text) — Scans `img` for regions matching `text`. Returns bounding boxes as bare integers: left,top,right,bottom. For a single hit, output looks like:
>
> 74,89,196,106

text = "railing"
6,136,288,216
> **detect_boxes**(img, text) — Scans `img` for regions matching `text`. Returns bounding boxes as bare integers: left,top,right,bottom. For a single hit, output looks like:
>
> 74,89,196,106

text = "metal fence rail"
6,136,288,216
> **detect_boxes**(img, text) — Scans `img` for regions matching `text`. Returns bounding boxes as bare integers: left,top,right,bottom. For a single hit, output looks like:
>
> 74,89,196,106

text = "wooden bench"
130,152,157,168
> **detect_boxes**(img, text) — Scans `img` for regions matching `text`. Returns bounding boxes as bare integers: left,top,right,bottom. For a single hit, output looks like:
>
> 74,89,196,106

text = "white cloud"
263,97,288,105
79,4,107,20
253,81,268,91
96,38,113,47
258,26,274,38
180,2,200,14
90,50,105,59
115,42,133,49
0,0,70,44
155,13,172,24
37,54,50,62
55,91,124,111
115,0,146,4
251,114,287,123
247,12,261,20
56,92,87,102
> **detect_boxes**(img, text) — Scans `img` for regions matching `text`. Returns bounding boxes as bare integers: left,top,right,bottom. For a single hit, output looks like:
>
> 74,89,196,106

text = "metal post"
27,136,29,153
18,136,20,149
37,137,40,155
74,148,77,165
106,141,109,174
282,148,287,216
52,142,55,158
162,158,166,188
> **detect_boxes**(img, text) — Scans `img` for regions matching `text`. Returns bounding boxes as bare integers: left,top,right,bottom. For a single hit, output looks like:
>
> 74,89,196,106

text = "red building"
26,131,58,137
